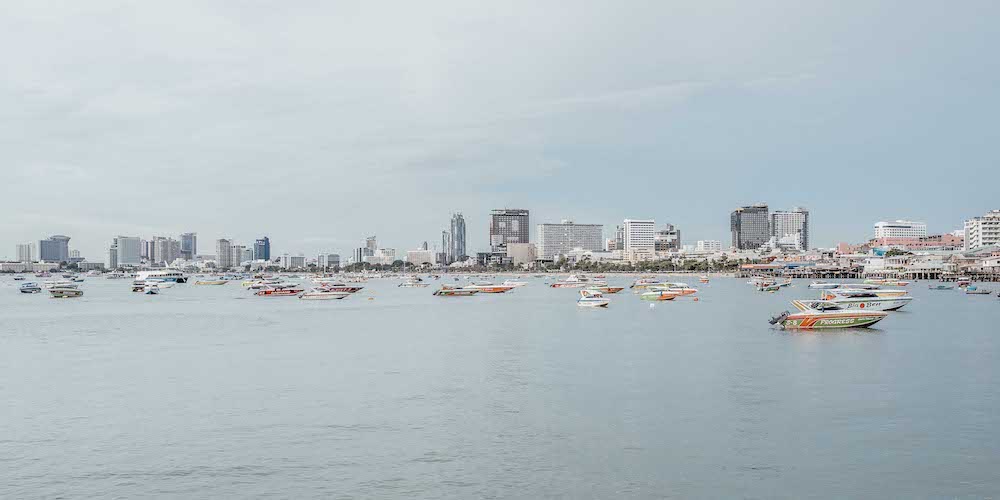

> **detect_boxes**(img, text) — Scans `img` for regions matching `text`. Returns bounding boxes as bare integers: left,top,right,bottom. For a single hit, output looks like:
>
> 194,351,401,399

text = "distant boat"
928,284,954,290
433,286,479,297
808,281,840,289
49,287,83,298
195,279,228,285
299,289,351,300
577,289,610,308
19,282,42,294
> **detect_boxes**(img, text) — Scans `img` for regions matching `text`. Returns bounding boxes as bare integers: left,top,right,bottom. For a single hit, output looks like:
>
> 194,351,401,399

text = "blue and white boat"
19,282,42,294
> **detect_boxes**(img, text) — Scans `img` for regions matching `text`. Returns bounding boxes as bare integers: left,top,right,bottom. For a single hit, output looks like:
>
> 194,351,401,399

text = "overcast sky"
2,1,998,260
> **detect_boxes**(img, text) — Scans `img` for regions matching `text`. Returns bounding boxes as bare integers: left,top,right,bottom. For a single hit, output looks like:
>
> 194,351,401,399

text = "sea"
2,275,999,498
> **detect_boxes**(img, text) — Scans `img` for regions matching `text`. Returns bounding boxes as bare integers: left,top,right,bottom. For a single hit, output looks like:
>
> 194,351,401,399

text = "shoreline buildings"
623,219,655,262
964,210,1000,251
39,235,71,263
771,207,809,251
536,220,603,260
874,220,927,239
490,209,530,253
730,204,770,250
254,236,271,261
180,233,197,260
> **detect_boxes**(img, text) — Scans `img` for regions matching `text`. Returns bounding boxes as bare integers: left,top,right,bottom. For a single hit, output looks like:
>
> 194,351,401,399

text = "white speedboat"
144,285,161,295
299,290,351,300
42,280,77,289
808,281,841,289
501,280,528,288
819,290,913,311
577,289,610,308
19,282,42,294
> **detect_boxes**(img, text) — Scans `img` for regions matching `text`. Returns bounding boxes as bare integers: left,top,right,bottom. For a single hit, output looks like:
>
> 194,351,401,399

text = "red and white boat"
256,285,305,297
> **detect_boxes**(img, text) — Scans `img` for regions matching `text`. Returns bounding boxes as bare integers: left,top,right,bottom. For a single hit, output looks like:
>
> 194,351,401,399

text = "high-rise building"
874,220,927,239
254,236,271,261
771,207,810,251
16,243,34,263
108,243,118,269
116,236,141,266
180,233,197,260
366,236,378,253
216,239,236,269
490,209,529,252
150,236,180,264
731,204,770,250
653,223,681,252
240,246,253,263
38,235,70,262
964,210,1000,251
441,230,453,264
623,219,655,261
326,254,340,268
450,213,467,261
536,220,603,260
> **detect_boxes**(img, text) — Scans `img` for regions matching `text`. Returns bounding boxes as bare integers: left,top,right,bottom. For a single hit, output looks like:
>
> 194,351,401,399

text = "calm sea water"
2,275,999,498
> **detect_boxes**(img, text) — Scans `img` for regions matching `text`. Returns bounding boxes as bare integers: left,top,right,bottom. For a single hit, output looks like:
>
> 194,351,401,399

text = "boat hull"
782,311,886,329
299,292,350,300
640,291,678,301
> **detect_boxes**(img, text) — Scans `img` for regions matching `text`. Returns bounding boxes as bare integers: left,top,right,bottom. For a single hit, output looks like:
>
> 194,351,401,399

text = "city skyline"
2,2,998,259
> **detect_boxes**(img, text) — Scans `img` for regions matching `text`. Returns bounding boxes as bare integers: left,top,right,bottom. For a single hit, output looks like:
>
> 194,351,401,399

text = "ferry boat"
769,300,888,329
256,285,304,296
577,289,610,308
19,282,42,293
819,290,913,311
433,286,479,297
299,289,351,300
49,287,83,298
640,289,680,301
135,270,187,283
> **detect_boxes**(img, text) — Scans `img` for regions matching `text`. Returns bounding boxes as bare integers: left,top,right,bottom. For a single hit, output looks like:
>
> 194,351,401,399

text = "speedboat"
399,280,430,288
776,279,792,287
640,289,680,301
809,281,841,289
928,284,954,290
833,288,908,298
13,276,25,281
42,280,76,289
467,283,516,293
819,290,913,311
195,279,228,285
501,280,528,288
586,285,625,294
315,283,364,293
49,287,83,298
299,289,351,300
145,279,175,288
699,276,710,283
144,284,161,295
552,275,599,288
256,285,305,296
19,282,42,293
956,279,972,288
433,286,479,296
965,286,992,295
769,300,888,329
631,278,665,290
577,289,610,308
648,283,698,296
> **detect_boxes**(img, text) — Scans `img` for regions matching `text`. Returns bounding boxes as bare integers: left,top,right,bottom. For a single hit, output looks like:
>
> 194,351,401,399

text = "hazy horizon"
3,1,998,260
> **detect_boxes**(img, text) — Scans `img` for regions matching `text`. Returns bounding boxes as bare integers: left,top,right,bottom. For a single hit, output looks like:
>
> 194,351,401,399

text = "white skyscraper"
116,236,141,265
964,210,1000,251
771,207,810,251
216,239,236,269
536,220,604,260
623,219,655,261
15,243,34,263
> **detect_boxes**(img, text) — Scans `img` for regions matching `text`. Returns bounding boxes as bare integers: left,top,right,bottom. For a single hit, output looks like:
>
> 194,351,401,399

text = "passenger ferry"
135,270,188,283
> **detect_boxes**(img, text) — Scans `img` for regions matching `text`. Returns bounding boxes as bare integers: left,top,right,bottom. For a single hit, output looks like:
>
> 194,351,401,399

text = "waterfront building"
216,239,236,269
506,242,537,266
696,240,722,252
279,254,306,269
108,243,118,269
623,219,655,262
450,213,467,261
326,254,340,268
254,236,271,261
405,249,435,265
964,210,1000,251
180,232,197,260
150,236,180,264
653,223,681,253
38,235,71,262
441,230,453,264
536,220,603,260
366,236,378,253
490,209,530,252
15,243,34,263
771,207,810,251
731,204,770,250
874,220,927,239
240,247,254,263
116,236,141,266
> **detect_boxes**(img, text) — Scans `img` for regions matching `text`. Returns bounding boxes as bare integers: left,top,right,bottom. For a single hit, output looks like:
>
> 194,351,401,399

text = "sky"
2,0,998,260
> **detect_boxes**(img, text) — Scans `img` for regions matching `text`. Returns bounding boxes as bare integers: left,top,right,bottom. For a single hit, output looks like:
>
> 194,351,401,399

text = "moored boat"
19,282,42,293
195,279,228,285
577,289,610,308
256,285,305,296
928,284,954,290
640,290,680,301
433,286,479,296
467,283,516,293
299,289,351,300
769,300,888,329
135,270,187,283
586,285,625,294
809,281,841,289
49,287,83,298
819,290,913,311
